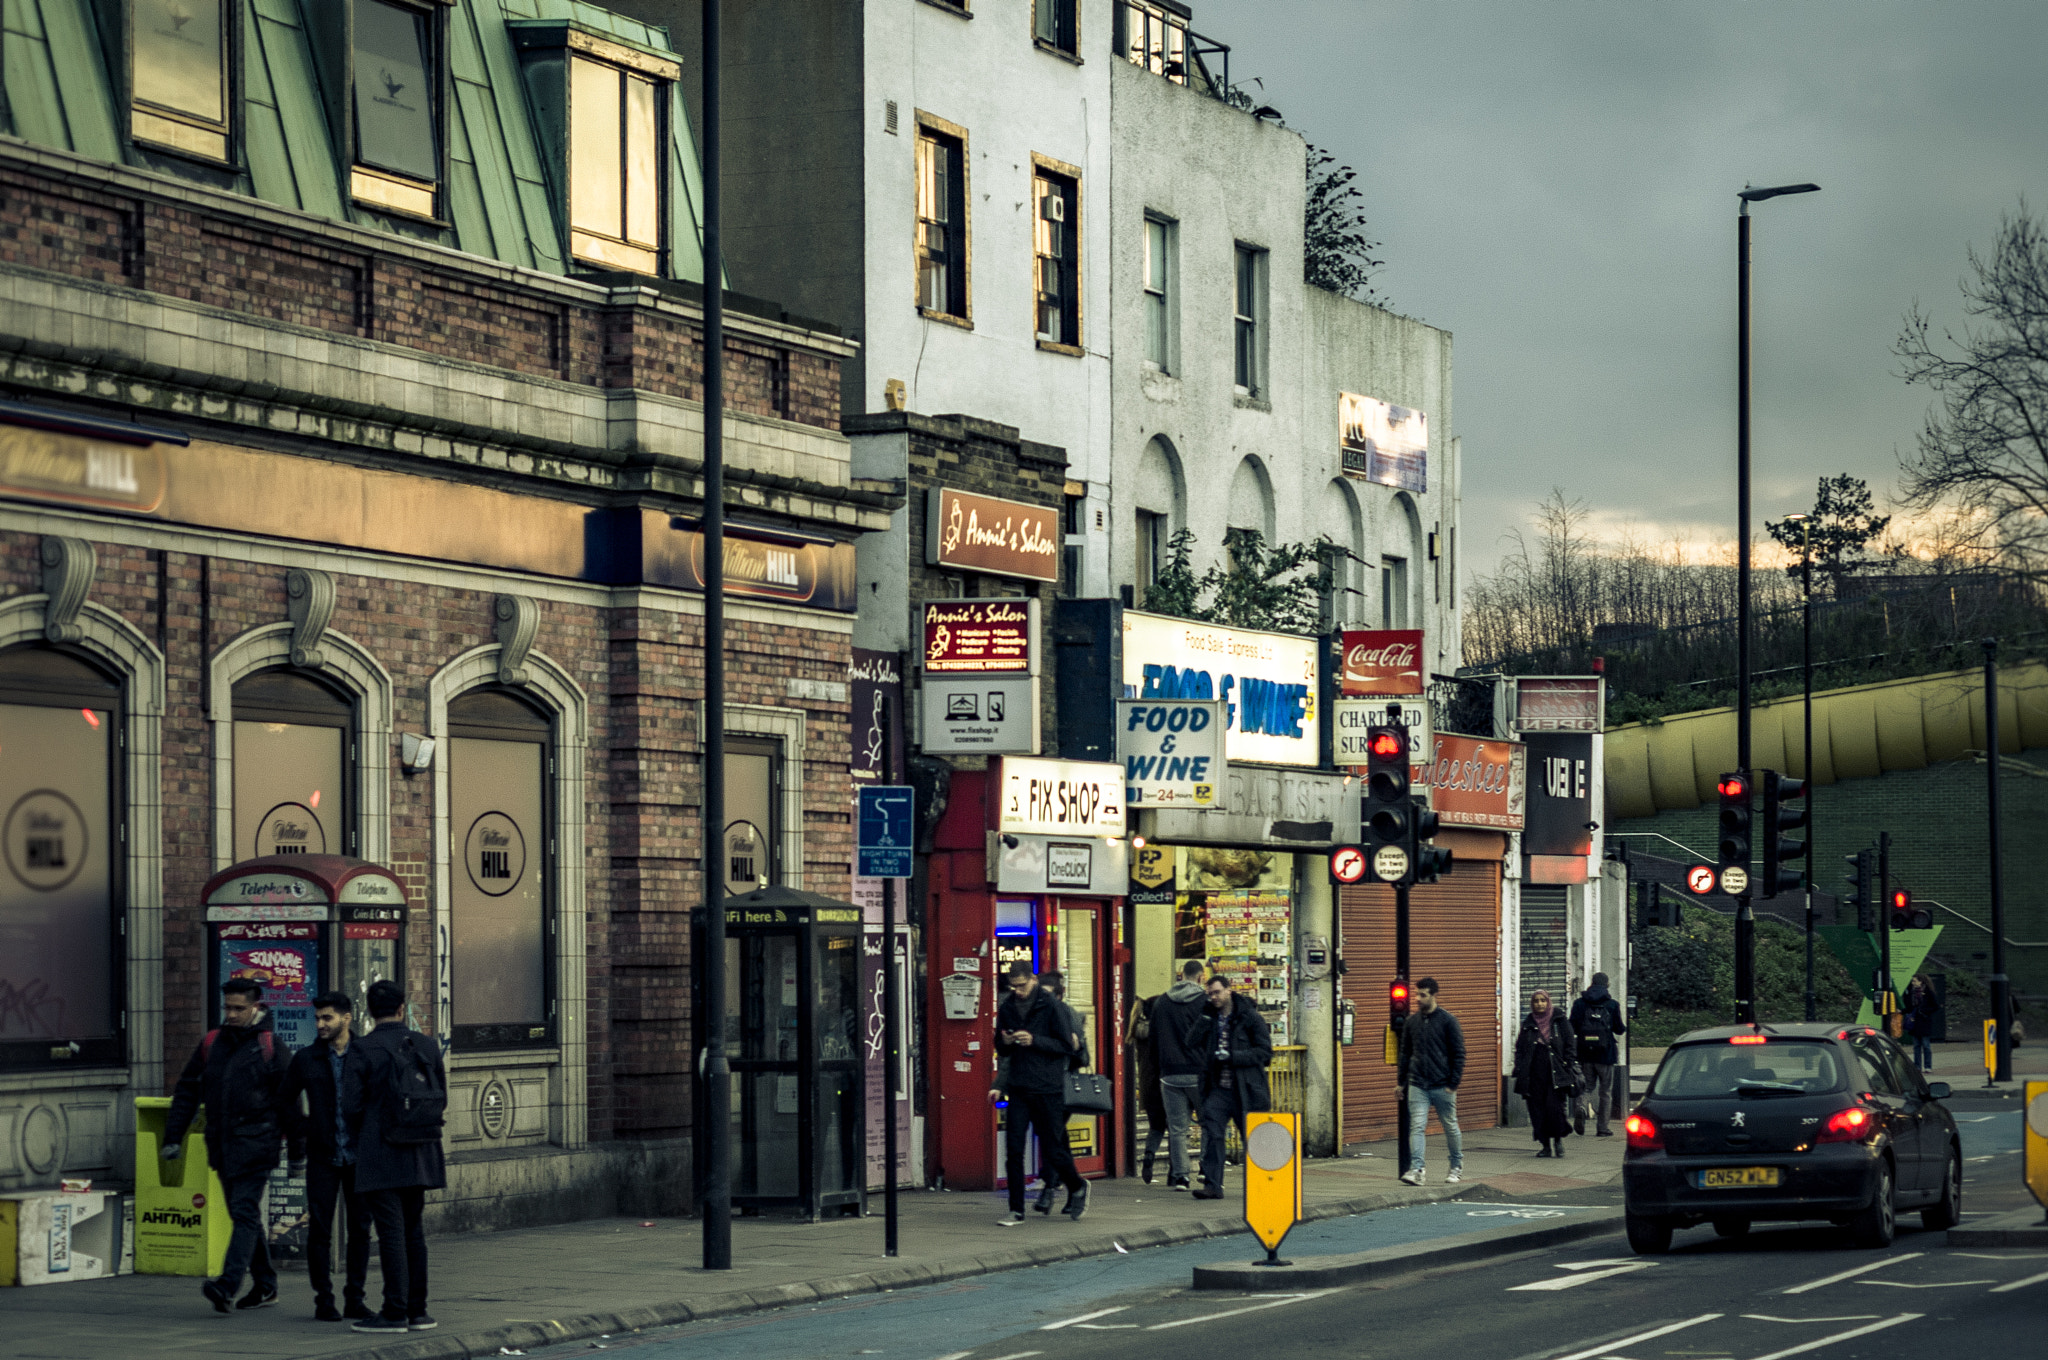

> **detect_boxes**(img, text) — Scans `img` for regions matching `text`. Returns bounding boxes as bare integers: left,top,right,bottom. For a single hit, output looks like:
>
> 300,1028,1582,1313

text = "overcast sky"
1195,0,2048,579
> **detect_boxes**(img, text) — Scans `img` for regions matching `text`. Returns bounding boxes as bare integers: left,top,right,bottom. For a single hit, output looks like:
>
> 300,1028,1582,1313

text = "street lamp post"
1734,182,1819,1024
1784,512,1816,1020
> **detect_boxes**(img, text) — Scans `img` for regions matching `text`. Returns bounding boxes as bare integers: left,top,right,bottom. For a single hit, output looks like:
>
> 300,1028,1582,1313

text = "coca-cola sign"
1340,629,1424,696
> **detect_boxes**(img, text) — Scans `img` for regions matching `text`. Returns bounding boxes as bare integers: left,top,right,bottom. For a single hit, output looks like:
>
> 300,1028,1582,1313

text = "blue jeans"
1913,1035,1934,1070
1160,1075,1200,1181
1406,1084,1462,1173
216,1173,275,1294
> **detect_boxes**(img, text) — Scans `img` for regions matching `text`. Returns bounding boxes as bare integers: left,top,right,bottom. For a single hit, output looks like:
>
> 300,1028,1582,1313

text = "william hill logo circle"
464,812,527,897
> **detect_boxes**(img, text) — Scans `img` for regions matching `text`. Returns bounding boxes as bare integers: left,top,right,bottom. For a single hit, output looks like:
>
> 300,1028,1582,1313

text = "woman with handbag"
1512,989,1577,1158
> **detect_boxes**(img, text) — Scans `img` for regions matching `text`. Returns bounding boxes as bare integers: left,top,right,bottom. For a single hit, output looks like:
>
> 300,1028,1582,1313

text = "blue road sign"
857,784,916,879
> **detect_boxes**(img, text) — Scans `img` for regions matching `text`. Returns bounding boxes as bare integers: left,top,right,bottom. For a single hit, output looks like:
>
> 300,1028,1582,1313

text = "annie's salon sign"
925,487,1059,583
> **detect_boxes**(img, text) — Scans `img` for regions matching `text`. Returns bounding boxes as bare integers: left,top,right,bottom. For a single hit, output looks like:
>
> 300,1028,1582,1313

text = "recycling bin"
132,1097,229,1276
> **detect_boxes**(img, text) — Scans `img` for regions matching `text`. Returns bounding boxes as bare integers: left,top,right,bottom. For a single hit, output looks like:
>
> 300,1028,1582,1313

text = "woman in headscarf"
1512,988,1577,1157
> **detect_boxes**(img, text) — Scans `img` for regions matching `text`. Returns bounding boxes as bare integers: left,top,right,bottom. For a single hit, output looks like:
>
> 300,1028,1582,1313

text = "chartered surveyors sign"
996,757,1125,838
1119,699,1226,808
1121,611,1319,768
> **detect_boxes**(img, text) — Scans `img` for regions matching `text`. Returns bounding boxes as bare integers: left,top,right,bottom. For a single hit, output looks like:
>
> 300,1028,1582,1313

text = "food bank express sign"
1121,612,1319,768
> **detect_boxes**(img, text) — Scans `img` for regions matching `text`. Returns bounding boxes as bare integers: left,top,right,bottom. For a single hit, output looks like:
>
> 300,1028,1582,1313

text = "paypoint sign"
1119,699,1226,808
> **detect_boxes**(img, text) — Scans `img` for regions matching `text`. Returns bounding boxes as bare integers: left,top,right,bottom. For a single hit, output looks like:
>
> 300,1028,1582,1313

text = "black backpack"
1576,1001,1611,1060
382,1030,447,1145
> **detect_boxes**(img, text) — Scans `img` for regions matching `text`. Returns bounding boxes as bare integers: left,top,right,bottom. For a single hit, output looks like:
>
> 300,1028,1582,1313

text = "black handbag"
1064,1070,1114,1114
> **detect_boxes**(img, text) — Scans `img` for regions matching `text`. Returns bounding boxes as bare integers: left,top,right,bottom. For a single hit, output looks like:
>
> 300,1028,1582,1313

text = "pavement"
0,1117,1622,1360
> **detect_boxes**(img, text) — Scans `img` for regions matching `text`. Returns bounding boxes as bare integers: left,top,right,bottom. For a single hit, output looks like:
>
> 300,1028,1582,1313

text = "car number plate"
1699,1166,1780,1189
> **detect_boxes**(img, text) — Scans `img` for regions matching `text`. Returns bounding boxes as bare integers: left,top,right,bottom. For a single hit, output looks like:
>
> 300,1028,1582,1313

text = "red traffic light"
1368,731,1406,759
1716,775,1748,798
1390,982,1409,1002
1891,890,1909,910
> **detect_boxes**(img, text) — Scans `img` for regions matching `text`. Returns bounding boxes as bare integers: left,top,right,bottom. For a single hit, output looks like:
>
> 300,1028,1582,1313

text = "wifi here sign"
1119,700,1227,808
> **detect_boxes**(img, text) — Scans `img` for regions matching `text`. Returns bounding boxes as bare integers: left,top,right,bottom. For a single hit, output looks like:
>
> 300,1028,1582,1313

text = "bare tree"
1896,202,2048,576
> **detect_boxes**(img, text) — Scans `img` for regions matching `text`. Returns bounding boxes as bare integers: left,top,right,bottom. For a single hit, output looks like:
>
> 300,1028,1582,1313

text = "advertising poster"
216,923,320,1051
1173,850,1292,1045
861,928,913,1188
1422,733,1527,830
1339,392,1428,493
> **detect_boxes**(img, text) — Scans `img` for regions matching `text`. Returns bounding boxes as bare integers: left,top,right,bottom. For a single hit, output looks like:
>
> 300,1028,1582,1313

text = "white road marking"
1745,1313,1923,1360
1742,1315,1882,1323
1782,1253,1923,1294
1543,1313,1724,1360
982,1352,1043,1360
1144,1289,1340,1331
1039,1307,1127,1330
1556,1257,1645,1269
1856,1279,1994,1288
1511,1262,1657,1291
1954,1251,2048,1259
1075,1324,1138,1330
1991,1268,2048,1293
1967,1155,1998,1162
1955,1115,1998,1122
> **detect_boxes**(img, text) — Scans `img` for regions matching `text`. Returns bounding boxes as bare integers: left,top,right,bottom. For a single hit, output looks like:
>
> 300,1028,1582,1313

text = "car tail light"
1816,1105,1875,1143
1625,1112,1662,1150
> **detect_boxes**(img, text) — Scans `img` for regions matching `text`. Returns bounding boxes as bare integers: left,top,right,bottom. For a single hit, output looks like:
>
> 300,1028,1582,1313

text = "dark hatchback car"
1622,1023,1959,1254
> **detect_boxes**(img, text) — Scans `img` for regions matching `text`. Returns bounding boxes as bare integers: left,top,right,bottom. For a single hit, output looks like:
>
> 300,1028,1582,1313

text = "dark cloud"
1193,0,2048,571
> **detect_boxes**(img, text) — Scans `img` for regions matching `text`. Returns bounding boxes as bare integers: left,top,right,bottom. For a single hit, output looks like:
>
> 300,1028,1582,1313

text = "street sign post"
856,785,915,879
1329,845,1366,885
1720,865,1749,896
1242,1112,1302,1265
1687,864,1717,895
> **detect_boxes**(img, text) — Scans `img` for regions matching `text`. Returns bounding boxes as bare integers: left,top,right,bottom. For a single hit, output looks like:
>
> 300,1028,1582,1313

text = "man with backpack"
340,980,447,1333
161,977,302,1313
1568,972,1627,1137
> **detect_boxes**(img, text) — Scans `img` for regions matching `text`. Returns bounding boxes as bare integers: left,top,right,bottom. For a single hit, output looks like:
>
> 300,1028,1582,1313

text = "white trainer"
1445,1167,1462,1184
1399,1167,1425,1186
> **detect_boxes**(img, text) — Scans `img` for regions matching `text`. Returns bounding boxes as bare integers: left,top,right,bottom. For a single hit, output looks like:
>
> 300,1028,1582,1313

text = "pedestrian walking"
341,980,447,1334
1513,989,1577,1157
281,990,372,1321
988,963,1088,1224
1568,972,1626,1137
1903,974,1938,1071
1396,977,1466,1186
1127,990,1169,1183
161,977,302,1314
1191,973,1273,1200
1150,960,1208,1191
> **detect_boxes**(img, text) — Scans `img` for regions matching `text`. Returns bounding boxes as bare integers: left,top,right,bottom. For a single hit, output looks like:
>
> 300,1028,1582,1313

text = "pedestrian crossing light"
1889,888,1931,932
1760,770,1807,899
1717,773,1752,879
1844,849,1875,932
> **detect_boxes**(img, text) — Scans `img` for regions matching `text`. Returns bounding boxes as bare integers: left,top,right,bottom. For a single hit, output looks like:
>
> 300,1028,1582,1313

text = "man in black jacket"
1568,972,1627,1136
341,980,447,1334
281,990,371,1320
1192,974,1273,1200
162,977,302,1313
1396,977,1466,1186
1150,960,1209,1191
987,962,1087,1224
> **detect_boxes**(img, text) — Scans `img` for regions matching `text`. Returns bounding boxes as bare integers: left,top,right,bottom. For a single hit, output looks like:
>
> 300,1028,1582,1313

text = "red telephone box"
924,770,1127,1191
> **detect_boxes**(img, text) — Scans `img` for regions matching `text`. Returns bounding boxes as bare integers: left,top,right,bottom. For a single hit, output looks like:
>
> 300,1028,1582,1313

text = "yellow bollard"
1243,1112,1301,1266
2025,1081,2047,1215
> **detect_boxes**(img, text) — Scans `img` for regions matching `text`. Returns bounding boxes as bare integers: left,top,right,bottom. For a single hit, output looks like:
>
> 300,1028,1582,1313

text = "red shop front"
923,761,1130,1191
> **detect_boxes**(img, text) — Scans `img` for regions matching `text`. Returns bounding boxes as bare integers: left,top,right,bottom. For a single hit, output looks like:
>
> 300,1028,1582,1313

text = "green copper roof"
4,0,706,283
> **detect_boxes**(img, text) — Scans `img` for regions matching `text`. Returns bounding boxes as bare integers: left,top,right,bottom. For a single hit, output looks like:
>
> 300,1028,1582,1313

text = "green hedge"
1629,911,1864,1046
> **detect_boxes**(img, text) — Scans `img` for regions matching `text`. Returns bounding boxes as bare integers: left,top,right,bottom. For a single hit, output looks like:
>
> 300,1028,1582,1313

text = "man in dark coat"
1150,961,1210,1191
162,977,302,1313
1396,977,1466,1185
341,980,447,1333
1191,974,1273,1200
1568,972,1627,1136
987,962,1087,1224
281,990,371,1320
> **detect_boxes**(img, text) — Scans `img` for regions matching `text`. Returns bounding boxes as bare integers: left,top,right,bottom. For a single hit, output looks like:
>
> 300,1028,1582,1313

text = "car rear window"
1649,1039,1846,1097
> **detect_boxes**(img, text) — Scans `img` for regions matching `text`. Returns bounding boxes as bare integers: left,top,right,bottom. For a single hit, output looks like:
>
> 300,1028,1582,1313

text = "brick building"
0,1,893,1230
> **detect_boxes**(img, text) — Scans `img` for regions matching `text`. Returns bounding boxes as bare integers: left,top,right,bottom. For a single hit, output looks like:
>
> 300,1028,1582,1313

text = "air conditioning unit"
1041,193,1066,223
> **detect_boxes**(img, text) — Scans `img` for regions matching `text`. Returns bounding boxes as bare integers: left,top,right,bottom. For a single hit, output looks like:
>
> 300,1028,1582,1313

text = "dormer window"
569,47,670,274
130,0,231,162
350,0,443,219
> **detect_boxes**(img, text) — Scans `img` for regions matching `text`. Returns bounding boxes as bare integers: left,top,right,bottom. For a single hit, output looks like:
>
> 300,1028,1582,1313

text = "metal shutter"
1520,884,1570,1007
1339,867,1503,1147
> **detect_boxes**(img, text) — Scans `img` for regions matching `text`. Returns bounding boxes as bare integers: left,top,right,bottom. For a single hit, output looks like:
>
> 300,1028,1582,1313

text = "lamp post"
1734,182,1819,1024
1783,511,1816,1020
701,0,731,1272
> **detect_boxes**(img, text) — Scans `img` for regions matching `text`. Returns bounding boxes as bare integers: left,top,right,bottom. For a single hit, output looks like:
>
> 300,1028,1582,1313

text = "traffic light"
1888,888,1932,931
1843,849,1875,932
1717,773,1752,879
1760,770,1807,898
1389,977,1411,1026
1412,797,1455,883
1363,725,1412,885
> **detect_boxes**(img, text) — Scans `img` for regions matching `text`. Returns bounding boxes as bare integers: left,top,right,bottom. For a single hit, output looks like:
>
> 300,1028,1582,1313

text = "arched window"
0,647,122,1067
232,670,354,859
448,688,553,1049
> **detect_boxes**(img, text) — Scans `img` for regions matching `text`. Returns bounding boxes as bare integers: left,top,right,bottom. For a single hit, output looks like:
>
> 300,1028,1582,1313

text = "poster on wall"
1339,392,1428,493
861,928,913,1188
217,922,320,1051
1172,850,1293,1046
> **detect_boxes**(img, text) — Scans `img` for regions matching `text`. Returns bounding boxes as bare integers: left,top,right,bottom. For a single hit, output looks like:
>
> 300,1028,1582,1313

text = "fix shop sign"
996,757,1125,838
1340,629,1423,696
